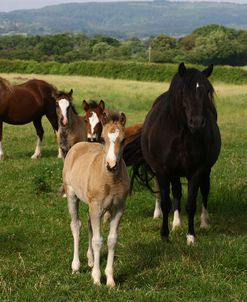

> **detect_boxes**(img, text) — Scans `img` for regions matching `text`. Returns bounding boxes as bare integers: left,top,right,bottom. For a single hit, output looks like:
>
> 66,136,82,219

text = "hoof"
107,279,116,288
31,153,41,159
161,235,170,243
153,210,162,219
186,234,195,245
200,221,210,229
71,260,80,273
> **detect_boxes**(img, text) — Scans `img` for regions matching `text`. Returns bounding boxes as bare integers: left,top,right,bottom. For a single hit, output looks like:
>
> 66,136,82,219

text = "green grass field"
0,73,246,302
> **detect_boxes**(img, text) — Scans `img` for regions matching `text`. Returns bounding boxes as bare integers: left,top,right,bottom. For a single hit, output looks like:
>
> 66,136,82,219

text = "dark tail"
123,132,157,193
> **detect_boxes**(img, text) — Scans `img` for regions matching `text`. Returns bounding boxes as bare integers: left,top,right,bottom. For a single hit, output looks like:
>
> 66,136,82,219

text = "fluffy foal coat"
63,112,130,287
55,89,87,158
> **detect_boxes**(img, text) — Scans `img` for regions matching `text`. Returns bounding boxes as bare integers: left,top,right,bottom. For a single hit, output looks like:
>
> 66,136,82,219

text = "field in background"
0,74,246,301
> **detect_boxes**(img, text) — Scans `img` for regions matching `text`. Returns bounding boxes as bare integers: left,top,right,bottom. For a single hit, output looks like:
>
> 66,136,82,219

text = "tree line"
0,24,247,66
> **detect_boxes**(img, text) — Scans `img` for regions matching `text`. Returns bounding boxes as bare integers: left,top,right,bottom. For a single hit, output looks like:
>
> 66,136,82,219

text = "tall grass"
0,74,246,302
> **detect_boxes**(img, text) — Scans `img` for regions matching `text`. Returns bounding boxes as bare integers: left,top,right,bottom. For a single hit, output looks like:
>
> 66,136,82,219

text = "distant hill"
0,1,247,37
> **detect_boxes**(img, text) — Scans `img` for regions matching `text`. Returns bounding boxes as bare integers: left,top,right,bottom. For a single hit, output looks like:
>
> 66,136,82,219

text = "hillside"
0,1,247,37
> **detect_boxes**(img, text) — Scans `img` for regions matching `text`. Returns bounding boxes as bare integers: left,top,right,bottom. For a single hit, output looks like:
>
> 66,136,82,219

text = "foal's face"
102,113,126,172
178,63,213,133
83,100,105,142
56,90,73,126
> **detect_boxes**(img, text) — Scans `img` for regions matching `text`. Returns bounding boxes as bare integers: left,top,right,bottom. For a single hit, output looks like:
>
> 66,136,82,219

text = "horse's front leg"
67,187,81,273
31,118,44,159
200,170,211,229
186,173,201,245
105,206,124,288
0,120,3,160
156,174,171,241
171,177,182,230
89,203,103,285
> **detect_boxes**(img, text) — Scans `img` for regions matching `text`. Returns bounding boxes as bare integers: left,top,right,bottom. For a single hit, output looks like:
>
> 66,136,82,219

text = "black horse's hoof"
161,235,170,243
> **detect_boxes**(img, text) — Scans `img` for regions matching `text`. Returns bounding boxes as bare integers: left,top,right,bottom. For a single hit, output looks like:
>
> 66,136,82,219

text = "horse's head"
101,112,126,172
173,63,214,133
55,89,74,126
83,100,105,142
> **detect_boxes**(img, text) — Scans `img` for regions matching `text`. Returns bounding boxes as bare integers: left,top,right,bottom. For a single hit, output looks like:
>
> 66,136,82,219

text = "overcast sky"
0,0,246,12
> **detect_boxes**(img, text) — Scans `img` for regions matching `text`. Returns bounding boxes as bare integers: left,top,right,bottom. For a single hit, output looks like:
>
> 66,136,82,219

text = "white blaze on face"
58,99,70,125
196,82,200,89
88,112,99,140
106,129,120,168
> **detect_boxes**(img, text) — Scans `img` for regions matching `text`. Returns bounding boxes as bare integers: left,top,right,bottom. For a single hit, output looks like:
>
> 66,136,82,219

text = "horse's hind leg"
157,174,171,241
153,178,162,219
31,118,44,159
171,177,182,230
45,111,62,158
200,171,211,229
0,120,3,160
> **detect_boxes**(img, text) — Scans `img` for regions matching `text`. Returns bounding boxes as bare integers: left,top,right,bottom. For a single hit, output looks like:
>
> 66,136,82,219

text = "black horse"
140,63,221,244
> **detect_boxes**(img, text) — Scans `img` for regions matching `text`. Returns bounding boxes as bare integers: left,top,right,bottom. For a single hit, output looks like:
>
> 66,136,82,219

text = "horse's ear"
120,113,126,127
202,64,214,78
82,100,89,111
178,62,187,77
99,100,105,112
101,112,109,126
69,89,73,97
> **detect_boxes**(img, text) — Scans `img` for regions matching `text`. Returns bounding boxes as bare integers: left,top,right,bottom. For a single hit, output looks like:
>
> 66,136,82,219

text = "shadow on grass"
0,230,27,255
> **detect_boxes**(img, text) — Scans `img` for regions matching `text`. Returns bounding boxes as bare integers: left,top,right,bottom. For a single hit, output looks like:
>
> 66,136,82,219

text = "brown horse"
63,111,129,287
0,77,58,159
55,89,87,159
83,100,105,142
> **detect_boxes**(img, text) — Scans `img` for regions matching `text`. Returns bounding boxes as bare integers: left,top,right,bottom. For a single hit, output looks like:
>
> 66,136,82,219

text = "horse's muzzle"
106,162,118,172
188,117,206,133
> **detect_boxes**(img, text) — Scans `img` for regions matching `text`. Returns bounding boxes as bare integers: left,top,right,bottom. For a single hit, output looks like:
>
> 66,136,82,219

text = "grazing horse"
63,112,129,287
141,63,221,245
55,89,87,159
83,100,105,142
0,77,58,159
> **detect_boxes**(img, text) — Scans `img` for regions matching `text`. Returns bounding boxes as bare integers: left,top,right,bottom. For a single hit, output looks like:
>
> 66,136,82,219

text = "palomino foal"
63,112,129,287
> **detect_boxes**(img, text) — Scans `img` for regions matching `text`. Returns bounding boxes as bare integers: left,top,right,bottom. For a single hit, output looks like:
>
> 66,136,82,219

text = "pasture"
0,73,246,301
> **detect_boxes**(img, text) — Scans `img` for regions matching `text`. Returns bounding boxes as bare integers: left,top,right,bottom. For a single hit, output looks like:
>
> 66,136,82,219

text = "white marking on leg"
67,187,81,273
90,209,103,285
200,205,210,229
91,236,103,285
87,218,94,268
31,137,42,159
153,195,162,219
58,99,69,125
106,129,119,168
58,147,63,159
186,234,195,245
0,141,4,160
172,210,182,230
88,112,99,139
105,210,123,288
